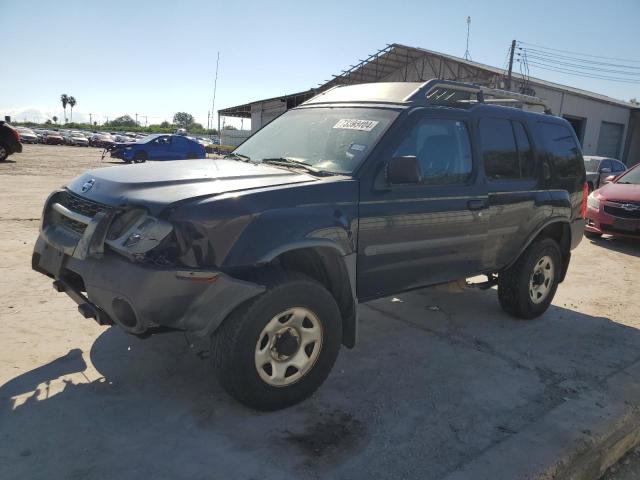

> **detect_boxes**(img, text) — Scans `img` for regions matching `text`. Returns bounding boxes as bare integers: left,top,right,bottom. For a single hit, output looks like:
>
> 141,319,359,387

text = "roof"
305,82,423,105
219,42,635,118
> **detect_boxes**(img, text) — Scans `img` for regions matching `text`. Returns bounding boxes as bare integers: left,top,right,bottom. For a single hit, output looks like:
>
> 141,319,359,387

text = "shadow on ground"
587,236,640,257
2,287,640,480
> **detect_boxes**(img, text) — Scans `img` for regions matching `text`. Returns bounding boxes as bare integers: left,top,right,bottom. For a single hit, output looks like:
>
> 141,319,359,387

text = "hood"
66,159,318,214
598,182,640,202
112,142,135,149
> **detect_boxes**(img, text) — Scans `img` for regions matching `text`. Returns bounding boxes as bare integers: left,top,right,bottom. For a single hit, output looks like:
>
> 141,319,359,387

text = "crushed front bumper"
32,191,265,338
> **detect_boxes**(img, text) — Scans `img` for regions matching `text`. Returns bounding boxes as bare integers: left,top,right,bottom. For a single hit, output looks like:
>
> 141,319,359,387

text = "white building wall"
221,129,251,147
249,98,287,132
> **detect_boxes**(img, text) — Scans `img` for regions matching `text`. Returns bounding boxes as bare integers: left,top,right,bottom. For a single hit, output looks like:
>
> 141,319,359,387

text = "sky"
1,0,638,130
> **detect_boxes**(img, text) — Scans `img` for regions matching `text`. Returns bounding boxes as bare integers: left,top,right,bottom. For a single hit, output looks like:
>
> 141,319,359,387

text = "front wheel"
212,273,342,410
0,143,8,162
498,238,562,319
133,151,147,163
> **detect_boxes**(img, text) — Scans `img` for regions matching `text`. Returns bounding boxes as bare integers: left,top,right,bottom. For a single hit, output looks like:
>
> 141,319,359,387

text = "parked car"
585,162,640,239
109,134,206,162
33,129,47,143
32,80,586,410
0,121,22,161
89,133,115,148
16,127,39,144
64,133,90,146
584,155,627,191
42,131,64,145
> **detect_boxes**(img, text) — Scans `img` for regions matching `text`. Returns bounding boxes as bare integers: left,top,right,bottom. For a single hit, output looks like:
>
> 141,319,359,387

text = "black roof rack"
407,79,550,112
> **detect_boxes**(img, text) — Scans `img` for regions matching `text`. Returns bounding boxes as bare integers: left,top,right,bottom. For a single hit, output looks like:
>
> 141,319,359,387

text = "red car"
43,131,64,145
585,163,640,239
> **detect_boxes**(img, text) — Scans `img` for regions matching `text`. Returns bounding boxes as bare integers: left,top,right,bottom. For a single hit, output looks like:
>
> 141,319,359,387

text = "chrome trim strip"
52,202,92,225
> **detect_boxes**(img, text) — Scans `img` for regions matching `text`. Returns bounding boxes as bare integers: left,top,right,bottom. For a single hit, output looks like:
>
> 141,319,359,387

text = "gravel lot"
1,145,640,480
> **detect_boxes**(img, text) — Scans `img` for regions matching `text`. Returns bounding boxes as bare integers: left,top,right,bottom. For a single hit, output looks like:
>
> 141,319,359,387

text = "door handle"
467,199,488,211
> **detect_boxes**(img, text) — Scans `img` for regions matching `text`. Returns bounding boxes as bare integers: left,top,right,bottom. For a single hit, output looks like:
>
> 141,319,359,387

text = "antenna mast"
464,16,472,60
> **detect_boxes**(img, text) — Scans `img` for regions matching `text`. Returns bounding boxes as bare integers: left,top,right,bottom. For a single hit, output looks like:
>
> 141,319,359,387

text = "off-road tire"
584,230,602,239
0,143,8,162
212,272,342,410
498,238,562,319
133,151,147,163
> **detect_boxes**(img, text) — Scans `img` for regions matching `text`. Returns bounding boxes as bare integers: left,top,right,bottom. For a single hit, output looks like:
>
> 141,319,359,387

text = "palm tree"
52,116,58,124
68,96,76,122
60,94,68,123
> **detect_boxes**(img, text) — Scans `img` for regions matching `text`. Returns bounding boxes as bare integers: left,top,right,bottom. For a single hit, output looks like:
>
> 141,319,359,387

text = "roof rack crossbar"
407,79,549,110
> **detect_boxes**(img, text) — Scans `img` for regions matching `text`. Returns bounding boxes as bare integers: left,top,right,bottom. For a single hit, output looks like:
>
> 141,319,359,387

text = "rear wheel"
498,238,561,319
133,151,147,163
0,143,8,162
212,272,342,410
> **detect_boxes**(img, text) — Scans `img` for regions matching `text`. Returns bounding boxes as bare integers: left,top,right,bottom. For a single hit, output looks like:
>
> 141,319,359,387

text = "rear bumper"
32,193,265,338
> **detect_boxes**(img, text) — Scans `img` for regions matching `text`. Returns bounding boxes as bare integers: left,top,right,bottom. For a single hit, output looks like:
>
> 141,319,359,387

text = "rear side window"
480,118,536,181
612,161,626,173
480,118,519,180
540,123,582,178
513,121,535,178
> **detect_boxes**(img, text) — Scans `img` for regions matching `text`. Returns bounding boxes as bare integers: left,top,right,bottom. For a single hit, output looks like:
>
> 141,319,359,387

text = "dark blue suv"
110,134,206,163
33,80,586,410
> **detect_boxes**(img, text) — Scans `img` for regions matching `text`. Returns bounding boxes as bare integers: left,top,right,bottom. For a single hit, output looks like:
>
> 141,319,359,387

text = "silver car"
584,156,627,191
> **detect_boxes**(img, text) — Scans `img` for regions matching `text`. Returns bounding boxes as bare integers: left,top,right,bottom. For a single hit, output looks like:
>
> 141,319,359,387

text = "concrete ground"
1,145,640,480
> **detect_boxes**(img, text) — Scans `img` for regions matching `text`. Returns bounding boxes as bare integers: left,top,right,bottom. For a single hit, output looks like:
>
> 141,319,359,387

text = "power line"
522,60,640,84
521,53,640,77
518,40,640,64
521,48,640,71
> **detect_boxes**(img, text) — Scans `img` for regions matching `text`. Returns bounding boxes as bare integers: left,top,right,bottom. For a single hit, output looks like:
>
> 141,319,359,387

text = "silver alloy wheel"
529,255,555,304
254,307,323,387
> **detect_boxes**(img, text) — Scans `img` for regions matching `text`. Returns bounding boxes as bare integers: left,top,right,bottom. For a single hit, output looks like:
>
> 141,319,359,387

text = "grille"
56,191,111,235
604,203,640,219
60,191,109,218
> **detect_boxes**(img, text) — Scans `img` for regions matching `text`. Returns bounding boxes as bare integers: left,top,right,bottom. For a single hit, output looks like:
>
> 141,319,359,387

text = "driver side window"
393,117,472,185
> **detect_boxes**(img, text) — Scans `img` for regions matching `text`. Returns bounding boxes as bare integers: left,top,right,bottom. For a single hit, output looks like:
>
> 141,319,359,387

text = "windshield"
234,107,399,174
616,165,640,185
137,134,161,143
584,158,601,172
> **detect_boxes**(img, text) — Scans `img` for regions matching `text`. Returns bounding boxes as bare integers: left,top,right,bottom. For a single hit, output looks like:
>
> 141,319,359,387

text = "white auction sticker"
333,119,379,132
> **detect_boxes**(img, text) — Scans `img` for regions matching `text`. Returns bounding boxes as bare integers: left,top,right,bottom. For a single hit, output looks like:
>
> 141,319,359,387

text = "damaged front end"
32,189,264,338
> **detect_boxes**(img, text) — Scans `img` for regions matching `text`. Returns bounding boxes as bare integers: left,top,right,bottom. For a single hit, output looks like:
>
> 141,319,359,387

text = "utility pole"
506,39,516,91
210,52,220,139
135,113,138,126
207,111,210,132
89,113,92,126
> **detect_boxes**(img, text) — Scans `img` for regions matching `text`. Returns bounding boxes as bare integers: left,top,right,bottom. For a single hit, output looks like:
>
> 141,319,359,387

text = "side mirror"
387,156,422,184
600,167,612,174
604,175,616,184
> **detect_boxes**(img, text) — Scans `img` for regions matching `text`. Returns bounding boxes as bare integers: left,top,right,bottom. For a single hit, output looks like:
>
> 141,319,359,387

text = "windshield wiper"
224,152,252,162
261,157,338,176
616,181,634,184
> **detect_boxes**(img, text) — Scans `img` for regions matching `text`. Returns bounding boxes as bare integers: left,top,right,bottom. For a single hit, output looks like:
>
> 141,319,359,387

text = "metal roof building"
219,43,639,164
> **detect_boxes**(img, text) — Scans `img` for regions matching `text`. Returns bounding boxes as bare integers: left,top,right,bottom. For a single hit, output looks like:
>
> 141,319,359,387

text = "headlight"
587,193,600,210
106,213,173,259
